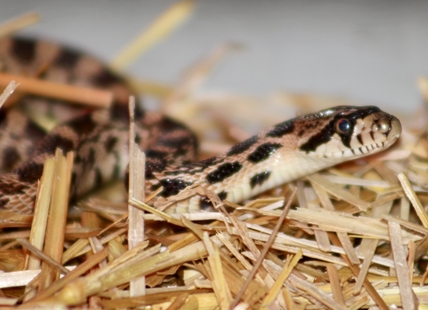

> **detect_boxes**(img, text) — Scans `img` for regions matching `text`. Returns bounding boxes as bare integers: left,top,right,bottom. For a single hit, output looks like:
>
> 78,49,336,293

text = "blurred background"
1,0,427,117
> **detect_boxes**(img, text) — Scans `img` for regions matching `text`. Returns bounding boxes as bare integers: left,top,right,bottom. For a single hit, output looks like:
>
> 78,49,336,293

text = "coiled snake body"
0,37,402,215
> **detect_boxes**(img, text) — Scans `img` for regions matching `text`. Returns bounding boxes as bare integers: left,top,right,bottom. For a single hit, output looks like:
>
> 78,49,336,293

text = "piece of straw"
388,220,417,310
110,0,195,70
25,156,56,276
0,12,40,37
230,189,296,308
128,96,146,296
0,80,17,108
38,149,73,289
0,73,113,108
398,173,428,228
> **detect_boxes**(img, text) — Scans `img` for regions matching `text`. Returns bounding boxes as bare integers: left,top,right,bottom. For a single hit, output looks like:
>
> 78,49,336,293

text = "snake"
0,36,402,215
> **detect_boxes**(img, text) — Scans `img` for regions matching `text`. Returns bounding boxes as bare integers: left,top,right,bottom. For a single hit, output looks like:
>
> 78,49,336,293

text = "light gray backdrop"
1,1,427,114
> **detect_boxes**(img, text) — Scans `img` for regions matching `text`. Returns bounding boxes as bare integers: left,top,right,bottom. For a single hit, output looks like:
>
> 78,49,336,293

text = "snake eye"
336,119,353,135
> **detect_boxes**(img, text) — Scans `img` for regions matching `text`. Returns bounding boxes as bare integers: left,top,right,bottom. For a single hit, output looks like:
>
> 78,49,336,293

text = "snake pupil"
336,119,352,135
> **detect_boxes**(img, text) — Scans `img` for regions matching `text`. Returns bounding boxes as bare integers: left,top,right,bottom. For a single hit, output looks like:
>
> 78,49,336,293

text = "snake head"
297,105,401,160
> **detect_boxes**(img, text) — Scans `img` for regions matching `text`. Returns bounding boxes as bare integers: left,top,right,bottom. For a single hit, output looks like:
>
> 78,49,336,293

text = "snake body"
0,37,402,215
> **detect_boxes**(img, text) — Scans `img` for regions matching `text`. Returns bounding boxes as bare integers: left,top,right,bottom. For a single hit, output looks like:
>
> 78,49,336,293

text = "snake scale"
0,37,402,215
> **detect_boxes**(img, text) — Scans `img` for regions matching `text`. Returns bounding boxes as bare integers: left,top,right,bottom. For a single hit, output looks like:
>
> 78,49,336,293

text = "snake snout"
387,116,402,141
370,113,401,145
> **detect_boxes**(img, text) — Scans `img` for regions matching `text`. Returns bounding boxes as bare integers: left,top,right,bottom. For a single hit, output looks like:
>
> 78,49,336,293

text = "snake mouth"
345,116,401,159
318,141,389,159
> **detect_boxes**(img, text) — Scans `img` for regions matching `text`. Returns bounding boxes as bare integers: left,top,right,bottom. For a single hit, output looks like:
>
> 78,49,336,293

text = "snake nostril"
373,117,394,135
379,120,390,134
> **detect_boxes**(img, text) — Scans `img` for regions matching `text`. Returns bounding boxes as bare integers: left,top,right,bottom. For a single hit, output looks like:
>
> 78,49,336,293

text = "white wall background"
1,0,427,114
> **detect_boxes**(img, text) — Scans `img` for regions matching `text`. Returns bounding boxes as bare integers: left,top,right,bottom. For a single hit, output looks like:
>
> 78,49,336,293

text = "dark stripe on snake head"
227,135,258,156
207,162,242,184
54,48,80,69
250,171,271,189
357,134,363,145
297,120,321,137
299,106,381,152
266,120,295,138
158,178,193,197
3,147,21,169
333,107,381,148
11,38,36,63
247,143,282,164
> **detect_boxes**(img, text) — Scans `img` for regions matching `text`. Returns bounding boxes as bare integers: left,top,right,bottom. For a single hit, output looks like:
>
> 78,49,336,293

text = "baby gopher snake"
0,37,402,215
